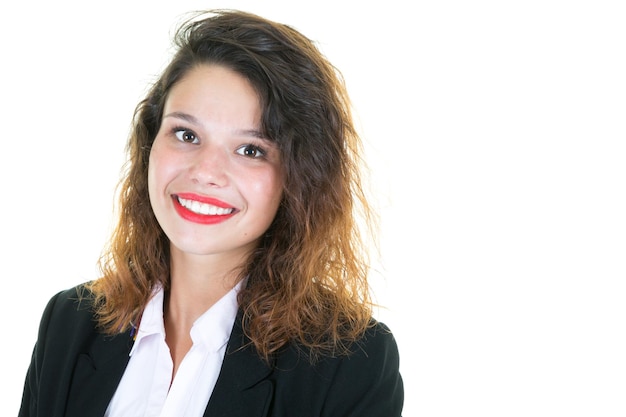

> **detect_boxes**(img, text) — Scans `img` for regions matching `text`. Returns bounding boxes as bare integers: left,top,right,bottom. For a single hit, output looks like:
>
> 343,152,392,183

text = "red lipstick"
172,193,236,225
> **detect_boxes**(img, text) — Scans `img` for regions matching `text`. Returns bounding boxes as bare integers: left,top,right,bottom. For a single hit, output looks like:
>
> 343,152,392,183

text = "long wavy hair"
88,9,376,361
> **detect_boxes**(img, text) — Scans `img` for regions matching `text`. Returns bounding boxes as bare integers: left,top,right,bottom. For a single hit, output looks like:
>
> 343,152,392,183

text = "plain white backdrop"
2,1,625,416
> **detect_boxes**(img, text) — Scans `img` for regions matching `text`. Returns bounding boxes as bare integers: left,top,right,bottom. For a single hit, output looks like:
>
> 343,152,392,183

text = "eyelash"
235,144,266,159
173,127,199,144
171,126,267,159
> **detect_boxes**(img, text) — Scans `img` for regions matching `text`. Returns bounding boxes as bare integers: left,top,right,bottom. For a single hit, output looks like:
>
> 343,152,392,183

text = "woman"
19,9,403,417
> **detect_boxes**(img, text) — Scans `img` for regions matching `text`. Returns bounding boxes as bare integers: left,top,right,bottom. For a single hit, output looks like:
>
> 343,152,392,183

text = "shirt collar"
190,281,241,351
129,288,166,356
129,281,242,356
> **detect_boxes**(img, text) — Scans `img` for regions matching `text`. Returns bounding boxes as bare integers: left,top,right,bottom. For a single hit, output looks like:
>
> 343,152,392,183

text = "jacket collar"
204,311,275,417
63,311,274,417
64,329,134,417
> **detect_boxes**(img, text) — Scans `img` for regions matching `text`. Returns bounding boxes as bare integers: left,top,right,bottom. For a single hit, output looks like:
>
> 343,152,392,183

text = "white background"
1,1,625,416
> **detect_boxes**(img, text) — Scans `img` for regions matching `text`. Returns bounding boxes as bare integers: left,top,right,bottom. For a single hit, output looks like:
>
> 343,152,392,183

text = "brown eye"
235,144,265,158
174,129,199,144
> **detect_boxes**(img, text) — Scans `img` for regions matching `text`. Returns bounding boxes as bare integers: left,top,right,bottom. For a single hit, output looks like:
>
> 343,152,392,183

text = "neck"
163,247,244,379
165,247,243,326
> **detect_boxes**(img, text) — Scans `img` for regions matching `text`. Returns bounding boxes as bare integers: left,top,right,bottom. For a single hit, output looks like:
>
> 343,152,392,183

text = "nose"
188,143,229,187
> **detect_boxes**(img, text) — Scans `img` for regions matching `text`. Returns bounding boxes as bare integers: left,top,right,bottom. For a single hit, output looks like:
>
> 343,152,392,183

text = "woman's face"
148,64,284,262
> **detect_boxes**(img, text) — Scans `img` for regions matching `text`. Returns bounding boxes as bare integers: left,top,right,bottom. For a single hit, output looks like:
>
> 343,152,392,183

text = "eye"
174,129,199,144
235,144,265,158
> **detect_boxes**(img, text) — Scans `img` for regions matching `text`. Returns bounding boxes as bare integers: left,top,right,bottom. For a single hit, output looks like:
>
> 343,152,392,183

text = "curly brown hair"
88,9,376,361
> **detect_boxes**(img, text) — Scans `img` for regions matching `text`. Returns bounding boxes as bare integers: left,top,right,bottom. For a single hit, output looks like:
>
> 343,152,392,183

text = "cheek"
243,169,283,211
148,142,177,194
147,159,160,214
147,145,172,204
147,151,159,196
261,172,284,211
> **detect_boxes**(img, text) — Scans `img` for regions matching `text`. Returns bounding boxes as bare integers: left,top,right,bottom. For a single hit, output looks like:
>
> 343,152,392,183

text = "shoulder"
354,320,401,361
276,319,401,373
30,282,123,378
22,284,132,416
326,321,404,416
41,283,95,318
37,283,98,342
331,320,402,390
271,320,404,416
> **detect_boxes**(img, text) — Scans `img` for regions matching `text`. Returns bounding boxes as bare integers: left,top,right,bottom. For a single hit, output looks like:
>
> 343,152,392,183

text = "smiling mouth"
176,196,235,216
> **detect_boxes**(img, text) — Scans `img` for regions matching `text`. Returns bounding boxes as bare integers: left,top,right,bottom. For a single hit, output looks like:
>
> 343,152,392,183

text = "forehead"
164,64,262,124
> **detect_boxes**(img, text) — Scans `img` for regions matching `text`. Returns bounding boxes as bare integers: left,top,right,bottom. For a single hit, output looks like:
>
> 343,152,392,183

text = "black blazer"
19,285,403,417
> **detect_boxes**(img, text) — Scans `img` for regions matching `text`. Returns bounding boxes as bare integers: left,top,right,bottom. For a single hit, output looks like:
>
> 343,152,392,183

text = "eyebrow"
163,111,267,140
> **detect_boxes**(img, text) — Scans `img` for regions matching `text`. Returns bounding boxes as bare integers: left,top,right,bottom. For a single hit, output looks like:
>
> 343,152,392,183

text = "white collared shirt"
105,282,241,417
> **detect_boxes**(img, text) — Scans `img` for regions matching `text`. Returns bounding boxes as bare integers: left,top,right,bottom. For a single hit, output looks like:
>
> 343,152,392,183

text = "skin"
148,64,284,379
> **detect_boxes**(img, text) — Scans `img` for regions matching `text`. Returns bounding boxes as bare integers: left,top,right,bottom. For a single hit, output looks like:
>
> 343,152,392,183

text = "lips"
177,196,234,215
172,193,236,224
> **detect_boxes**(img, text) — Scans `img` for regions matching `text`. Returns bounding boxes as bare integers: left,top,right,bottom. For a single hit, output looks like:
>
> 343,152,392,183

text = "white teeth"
177,197,234,215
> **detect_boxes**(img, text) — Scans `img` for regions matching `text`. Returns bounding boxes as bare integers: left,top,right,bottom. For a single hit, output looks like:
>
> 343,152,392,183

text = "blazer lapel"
63,330,134,417
204,314,274,417
56,311,272,417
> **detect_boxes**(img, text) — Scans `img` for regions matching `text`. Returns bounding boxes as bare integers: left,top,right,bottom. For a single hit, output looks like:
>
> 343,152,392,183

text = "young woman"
19,9,403,417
